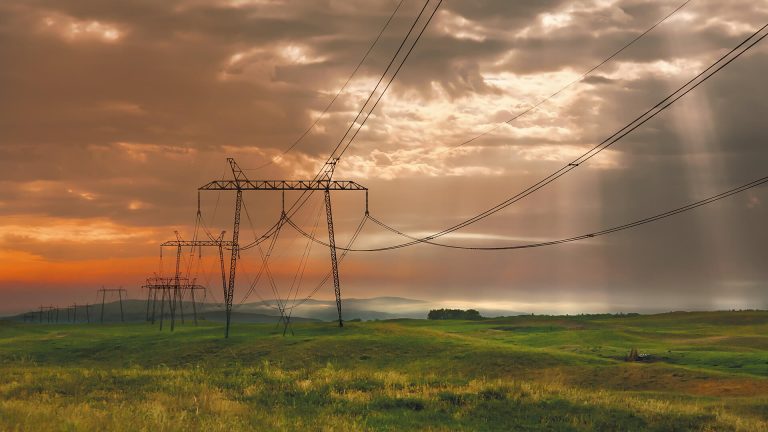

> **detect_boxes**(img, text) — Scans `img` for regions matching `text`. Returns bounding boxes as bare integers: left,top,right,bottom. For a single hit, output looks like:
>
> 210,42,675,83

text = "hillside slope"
1,311,767,430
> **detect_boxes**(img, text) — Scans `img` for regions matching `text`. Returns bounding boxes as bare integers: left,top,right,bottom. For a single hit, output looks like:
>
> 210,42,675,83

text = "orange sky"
1,0,767,315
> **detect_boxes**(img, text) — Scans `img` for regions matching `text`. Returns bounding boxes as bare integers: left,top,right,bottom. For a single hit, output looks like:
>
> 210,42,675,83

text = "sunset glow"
0,0,766,316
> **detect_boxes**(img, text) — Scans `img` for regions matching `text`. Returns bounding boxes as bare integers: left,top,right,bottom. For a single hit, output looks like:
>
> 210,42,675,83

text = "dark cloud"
0,0,767,315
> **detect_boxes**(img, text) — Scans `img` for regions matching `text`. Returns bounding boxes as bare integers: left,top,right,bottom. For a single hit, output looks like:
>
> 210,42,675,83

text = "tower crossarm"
198,180,367,191
143,284,207,290
160,240,235,247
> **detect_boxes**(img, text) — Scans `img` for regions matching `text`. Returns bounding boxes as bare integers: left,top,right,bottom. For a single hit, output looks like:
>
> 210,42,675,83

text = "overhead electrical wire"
237,195,323,307
236,256,279,310
256,0,442,249
324,0,443,163
246,0,407,171
207,2,737,313
193,4,765,314
184,211,202,279
282,200,324,327
255,242,285,315
194,2,441,316
284,201,323,306
286,22,768,252
234,0,441,251
236,0,683,249
207,0,687,254
199,254,226,310
237,199,285,307
239,208,368,314
286,213,369,311
447,0,693,151
242,200,282,303
286,174,768,251
198,171,226,243
261,0,696,256
246,0,687,218
281,0,440,219
232,207,282,311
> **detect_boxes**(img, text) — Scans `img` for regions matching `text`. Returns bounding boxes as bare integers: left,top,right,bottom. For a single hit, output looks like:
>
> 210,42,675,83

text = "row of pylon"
22,287,128,324
143,277,204,331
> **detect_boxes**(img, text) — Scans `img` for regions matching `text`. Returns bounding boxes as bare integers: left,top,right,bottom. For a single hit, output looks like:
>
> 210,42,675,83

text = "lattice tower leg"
324,189,343,328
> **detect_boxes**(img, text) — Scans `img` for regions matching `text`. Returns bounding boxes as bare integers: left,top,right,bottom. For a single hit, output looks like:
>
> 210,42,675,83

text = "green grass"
1,311,767,431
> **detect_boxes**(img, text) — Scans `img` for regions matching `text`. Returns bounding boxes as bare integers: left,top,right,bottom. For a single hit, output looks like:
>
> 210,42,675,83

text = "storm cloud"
0,0,767,315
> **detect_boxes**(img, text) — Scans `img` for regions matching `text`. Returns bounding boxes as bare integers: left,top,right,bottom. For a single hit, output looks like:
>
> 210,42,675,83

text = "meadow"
1,311,767,431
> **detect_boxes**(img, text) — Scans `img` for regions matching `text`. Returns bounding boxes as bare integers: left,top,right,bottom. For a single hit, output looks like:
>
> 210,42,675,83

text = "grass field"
1,311,768,431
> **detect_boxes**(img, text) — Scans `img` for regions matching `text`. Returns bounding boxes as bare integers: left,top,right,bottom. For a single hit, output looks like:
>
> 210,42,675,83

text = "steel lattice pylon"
151,231,233,331
97,287,127,323
199,158,367,337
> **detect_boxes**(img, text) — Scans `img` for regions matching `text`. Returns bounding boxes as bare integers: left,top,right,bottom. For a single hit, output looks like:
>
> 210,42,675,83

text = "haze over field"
1,0,767,315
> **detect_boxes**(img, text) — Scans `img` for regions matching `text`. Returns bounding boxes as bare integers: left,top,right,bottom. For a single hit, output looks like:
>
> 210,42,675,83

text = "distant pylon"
97,288,127,323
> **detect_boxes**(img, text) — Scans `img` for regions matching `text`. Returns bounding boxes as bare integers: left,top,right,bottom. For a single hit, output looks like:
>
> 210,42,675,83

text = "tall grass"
1,312,767,431
1,361,766,431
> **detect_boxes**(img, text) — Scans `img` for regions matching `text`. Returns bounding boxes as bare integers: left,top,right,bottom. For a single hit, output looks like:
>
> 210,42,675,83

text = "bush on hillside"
427,309,482,320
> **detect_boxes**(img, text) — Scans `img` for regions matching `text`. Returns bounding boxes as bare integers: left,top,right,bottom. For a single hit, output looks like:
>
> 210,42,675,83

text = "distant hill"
5,300,296,324
235,296,430,321
233,297,527,321
6,296,527,323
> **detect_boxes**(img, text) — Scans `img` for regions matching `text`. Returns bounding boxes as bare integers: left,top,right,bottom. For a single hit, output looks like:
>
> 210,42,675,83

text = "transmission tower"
143,277,180,329
144,231,230,329
199,158,368,337
68,303,91,323
142,276,206,330
38,305,55,323
97,287,127,323
156,231,232,330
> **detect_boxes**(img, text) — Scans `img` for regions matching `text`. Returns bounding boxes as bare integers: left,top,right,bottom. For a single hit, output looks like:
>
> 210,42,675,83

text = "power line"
219,19,767,317
287,213,369,311
196,3,440,319
234,0,441,251
186,7,765,323
282,200,324,330
194,4,432,329
447,0,693,151
309,22,768,252
303,0,438,184
246,0,407,171
267,0,442,240
287,174,768,251
197,7,766,316
284,199,323,310
237,199,285,307
200,0,681,255
331,0,443,161
238,0,684,251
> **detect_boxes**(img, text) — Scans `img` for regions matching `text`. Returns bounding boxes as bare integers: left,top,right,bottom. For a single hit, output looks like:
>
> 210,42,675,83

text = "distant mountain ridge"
4,296,527,323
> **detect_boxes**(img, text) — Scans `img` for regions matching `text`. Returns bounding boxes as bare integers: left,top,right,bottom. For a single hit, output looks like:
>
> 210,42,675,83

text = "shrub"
427,309,483,320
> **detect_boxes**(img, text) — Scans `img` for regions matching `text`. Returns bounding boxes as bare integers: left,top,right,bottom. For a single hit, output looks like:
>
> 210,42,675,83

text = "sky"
1,0,767,316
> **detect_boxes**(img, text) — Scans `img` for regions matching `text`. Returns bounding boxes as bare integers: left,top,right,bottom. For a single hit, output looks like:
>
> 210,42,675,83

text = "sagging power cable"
235,0,442,252
286,174,768,251
447,0,693,151
294,23,768,252
246,0,408,171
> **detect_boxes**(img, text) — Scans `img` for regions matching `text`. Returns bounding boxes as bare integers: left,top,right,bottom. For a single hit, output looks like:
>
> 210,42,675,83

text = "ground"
1,311,767,431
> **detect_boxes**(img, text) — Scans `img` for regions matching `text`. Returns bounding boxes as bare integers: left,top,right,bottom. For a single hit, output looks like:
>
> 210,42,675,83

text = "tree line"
427,309,482,320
